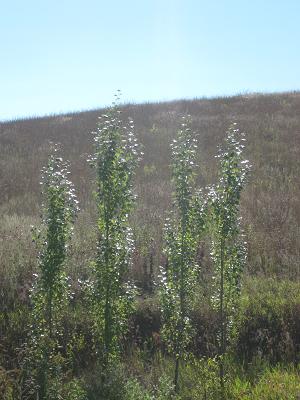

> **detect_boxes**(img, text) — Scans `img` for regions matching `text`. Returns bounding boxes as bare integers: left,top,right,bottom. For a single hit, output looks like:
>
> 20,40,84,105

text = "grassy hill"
1,92,299,288
1,91,300,398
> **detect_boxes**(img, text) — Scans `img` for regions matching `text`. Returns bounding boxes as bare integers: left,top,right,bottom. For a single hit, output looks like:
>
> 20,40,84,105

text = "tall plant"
26,144,79,399
209,123,250,398
88,97,141,367
160,117,206,393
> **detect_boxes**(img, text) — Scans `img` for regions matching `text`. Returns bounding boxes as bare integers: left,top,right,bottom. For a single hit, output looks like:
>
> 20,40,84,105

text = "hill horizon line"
2,89,300,124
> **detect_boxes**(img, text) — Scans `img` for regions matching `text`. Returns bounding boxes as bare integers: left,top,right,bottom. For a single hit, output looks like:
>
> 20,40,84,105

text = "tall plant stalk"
209,123,250,398
26,144,79,399
160,117,206,393
88,96,141,367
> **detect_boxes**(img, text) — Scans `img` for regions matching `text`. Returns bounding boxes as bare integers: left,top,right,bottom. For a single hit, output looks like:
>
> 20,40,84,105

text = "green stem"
219,236,225,399
174,356,180,393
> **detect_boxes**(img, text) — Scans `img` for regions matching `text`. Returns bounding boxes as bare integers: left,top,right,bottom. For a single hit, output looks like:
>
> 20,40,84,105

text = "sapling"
25,144,79,399
209,123,250,398
88,96,141,367
159,116,206,393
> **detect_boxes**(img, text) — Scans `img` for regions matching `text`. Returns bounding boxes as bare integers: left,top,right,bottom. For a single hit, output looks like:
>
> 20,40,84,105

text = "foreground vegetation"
1,92,300,398
2,277,300,398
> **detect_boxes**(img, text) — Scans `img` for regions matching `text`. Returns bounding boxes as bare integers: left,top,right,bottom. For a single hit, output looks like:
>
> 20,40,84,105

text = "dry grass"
0,92,300,302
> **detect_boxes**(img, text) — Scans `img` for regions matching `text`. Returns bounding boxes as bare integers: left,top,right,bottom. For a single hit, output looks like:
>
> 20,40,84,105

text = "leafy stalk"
25,144,79,399
160,116,206,393
209,123,250,398
88,96,141,367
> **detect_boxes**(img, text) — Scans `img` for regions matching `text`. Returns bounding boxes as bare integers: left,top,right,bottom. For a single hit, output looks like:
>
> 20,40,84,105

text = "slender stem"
174,357,180,393
219,236,225,399
48,286,53,339
103,212,111,367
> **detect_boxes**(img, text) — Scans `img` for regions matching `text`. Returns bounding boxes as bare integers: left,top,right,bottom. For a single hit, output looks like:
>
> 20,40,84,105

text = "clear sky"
1,0,299,121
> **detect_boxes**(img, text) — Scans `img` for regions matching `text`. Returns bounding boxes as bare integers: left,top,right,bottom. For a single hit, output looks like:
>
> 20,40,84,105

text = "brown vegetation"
1,92,299,289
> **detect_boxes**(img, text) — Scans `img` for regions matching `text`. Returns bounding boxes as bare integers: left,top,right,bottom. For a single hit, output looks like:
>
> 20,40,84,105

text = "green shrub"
179,357,220,400
124,374,176,400
124,379,153,400
235,278,300,364
131,296,161,356
46,377,87,400
84,363,127,400
230,367,300,399
0,367,20,400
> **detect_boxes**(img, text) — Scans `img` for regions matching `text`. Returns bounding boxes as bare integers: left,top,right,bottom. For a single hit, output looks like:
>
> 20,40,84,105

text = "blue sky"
1,0,299,120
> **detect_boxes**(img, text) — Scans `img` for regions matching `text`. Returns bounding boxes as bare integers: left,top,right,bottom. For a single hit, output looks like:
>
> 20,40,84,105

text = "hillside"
1,91,300,398
1,92,299,288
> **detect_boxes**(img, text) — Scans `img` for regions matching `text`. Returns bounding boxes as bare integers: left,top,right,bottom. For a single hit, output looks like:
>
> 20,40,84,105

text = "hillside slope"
0,92,299,296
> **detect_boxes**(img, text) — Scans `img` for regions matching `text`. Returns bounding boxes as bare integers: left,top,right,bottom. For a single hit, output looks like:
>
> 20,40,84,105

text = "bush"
124,375,177,400
124,379,153,400
131,296,161,353
0,367,20,400
235,278,300,364
46,377,87,400
84,363,127,400
179,356,220,400
231,367,300,399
